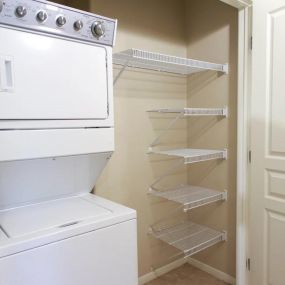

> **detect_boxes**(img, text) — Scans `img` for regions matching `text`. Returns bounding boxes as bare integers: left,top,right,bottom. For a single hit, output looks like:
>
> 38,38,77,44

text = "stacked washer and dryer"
0,0,138,284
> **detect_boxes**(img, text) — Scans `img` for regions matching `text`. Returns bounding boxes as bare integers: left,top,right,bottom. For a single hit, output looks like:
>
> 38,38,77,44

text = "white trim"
236,6,251,285
138,258,186,285
219,0,252,9
188,258,236,285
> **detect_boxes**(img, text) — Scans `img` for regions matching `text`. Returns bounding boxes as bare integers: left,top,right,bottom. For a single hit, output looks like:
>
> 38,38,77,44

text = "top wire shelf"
113,49,229,76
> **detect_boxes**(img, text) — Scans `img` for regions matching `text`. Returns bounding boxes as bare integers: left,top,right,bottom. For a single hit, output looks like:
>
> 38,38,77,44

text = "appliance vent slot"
58,221,80,228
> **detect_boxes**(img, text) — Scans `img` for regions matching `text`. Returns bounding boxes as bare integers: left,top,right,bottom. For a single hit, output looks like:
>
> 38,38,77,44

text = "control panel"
0,0,117,46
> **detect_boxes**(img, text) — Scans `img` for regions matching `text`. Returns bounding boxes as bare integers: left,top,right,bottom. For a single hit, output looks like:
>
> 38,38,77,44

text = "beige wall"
88,0,189,276
186,0,238,277
54,0,237,278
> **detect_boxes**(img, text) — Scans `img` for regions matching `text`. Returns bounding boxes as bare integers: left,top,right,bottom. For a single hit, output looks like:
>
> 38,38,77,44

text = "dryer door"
0,27,109,120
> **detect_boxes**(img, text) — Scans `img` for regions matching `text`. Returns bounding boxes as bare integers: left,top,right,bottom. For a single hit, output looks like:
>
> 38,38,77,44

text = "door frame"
219,1,252,285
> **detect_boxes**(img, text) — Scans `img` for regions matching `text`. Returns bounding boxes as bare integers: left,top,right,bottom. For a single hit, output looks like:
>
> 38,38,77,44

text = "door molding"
236,6,251,285
218,1,252,285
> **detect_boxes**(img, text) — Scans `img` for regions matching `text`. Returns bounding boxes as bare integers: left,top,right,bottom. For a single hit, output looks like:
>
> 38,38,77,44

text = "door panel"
267,211,285,285
0,27,108,119
266,169,285,199
269,8,285,154
251,1,285,284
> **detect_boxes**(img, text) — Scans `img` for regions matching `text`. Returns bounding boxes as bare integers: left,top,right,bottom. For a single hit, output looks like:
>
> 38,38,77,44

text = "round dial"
74,20,83,31
56,15,66,27
91,21,105,38
36,10,48,23
15,6,27,18
0,1,3,13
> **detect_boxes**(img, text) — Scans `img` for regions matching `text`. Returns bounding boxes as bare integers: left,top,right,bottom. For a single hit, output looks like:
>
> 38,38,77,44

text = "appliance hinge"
246,258,251,271
248,150,252,163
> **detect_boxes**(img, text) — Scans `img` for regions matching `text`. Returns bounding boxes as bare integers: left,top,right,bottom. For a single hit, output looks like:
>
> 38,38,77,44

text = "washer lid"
0,195,112,239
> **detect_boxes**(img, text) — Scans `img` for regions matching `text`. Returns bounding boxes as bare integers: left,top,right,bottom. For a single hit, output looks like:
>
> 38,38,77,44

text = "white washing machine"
0,1,138,284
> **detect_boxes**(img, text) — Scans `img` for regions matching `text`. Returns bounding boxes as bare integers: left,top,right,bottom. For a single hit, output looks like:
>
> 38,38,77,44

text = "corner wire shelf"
150,148,227,164
149,185,227,212
147,107,228,117
149,221,226,259
113,49,229,85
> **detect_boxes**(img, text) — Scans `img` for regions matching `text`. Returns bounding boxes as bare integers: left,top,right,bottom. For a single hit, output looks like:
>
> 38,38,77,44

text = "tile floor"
145,264,230,285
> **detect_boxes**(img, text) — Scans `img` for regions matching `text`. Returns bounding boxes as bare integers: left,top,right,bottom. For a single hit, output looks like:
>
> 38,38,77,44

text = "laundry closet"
50,0,239,283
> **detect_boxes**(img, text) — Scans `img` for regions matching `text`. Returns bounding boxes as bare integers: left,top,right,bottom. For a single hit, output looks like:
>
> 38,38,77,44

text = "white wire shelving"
112,48,229,267
150,221,226,258
150,148,227,164
147,107,228,117
113,49,228,84
149,185,227,212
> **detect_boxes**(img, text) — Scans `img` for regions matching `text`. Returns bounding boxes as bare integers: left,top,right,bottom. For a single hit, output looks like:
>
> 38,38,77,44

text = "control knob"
36,10,48,23
56,15,66,27
74,20,83,31
91,21,105,38
15,6,27,18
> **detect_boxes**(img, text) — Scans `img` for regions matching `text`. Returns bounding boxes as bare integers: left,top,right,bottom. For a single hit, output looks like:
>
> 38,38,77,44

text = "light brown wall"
53,0,237,278
185,0,238,277
88,0,189,276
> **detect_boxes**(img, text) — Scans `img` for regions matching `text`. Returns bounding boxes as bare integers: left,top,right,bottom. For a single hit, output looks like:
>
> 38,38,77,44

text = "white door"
250,1,285,284
0,27,108,119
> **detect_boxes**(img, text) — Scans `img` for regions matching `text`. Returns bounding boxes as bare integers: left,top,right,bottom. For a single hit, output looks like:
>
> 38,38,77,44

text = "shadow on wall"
186,0,237,62
186,0,238,278
56,0,90,12
54,0,186,48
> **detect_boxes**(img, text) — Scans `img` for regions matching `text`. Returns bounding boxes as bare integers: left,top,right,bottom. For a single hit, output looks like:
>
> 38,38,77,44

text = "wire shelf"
147,107,228,117
149,185,227,211
151,148,227,164
150,221,226,258
113,49,228,75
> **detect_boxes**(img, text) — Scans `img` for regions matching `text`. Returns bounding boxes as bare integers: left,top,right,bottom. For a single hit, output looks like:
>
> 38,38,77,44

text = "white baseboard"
138,258,186,285
138,257,236,285
188,257,236,285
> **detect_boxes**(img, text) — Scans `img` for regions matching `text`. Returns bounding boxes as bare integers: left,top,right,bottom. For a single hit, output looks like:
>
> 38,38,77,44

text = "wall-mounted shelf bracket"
149,112,184,148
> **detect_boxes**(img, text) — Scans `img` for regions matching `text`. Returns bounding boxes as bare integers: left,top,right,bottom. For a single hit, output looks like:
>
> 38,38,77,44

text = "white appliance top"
0,194,136,258
0,0,117,46
0,195,111,238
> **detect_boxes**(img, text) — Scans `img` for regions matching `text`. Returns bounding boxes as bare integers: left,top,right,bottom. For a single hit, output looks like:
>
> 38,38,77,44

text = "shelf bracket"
222,230,227,241
223,189,228,201
148,206,185,232
113,60,130,86
223,63,229,74
223,106,228,117
149,112,184,149
149,158,185,191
